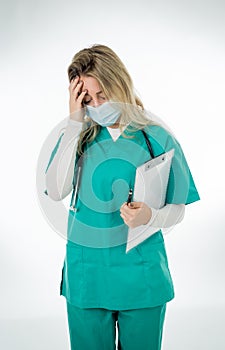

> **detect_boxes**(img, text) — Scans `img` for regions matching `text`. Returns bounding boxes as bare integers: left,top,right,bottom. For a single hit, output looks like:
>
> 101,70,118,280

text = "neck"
107,123,120,129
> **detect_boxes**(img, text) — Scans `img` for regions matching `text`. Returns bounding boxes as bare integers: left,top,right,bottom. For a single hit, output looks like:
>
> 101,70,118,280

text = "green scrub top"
45,123,200,310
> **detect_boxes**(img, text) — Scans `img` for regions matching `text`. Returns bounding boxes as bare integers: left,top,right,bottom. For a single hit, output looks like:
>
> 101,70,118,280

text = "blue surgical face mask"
85,101,121,127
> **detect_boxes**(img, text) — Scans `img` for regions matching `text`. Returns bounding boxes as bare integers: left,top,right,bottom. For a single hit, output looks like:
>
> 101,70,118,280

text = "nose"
90,99,104,107
92,100,100,107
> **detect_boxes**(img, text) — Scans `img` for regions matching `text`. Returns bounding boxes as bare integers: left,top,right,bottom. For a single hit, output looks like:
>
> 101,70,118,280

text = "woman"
45,44,200,350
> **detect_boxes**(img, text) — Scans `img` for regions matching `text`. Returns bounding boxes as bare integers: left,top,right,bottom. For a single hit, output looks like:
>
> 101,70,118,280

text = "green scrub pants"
66,301,167,350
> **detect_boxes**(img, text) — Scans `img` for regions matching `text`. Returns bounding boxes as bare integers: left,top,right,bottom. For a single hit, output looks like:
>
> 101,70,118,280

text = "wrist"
69,108,86,122
143,207,152,225
144,207,159,226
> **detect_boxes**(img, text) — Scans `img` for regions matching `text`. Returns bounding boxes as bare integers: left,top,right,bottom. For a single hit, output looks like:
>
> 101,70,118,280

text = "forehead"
80,75,102,94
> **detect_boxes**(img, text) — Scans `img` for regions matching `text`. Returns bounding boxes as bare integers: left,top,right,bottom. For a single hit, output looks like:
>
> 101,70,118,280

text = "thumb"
128,201,143,209
128,201,137,208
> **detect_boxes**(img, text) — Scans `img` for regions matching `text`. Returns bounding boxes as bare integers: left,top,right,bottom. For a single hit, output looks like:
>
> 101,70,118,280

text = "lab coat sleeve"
44,117,85,201
145,203,185,228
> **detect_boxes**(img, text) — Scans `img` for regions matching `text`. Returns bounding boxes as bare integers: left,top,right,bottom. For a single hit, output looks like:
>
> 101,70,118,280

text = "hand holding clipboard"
126,148,175,253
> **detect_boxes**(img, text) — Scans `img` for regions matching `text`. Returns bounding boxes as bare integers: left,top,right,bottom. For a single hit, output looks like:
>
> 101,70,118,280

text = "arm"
45,75,92,200
145,203,185,228
45,117,85,201
120,201,185,229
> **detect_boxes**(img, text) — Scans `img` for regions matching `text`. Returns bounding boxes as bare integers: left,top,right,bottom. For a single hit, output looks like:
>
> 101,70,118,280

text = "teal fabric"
61,232,173,309
65,124,200,249
66,301,166,350
45,123,200,309
145,125,200,205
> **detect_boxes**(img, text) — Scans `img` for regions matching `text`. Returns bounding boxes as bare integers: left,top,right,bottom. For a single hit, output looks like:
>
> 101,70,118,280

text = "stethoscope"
69,128,155,212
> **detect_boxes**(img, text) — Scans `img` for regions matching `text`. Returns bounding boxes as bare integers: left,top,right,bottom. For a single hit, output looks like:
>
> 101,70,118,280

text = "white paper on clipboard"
126,148,175,253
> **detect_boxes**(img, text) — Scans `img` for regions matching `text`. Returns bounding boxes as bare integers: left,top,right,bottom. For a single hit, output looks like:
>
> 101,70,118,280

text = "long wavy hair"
65,44,154,155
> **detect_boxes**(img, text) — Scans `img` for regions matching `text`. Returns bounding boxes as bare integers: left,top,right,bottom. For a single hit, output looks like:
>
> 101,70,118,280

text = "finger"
121,204,135,214
72,81,84,97
120,202,128,209
71,75,79,83
128,202,139,209
68,75,79,90
128,201,143,209
120,207,129,215
120,213,129,226
69,78,83,97
119,203,127,213
77,90,87,104
120,212,129,221
120,205,128,214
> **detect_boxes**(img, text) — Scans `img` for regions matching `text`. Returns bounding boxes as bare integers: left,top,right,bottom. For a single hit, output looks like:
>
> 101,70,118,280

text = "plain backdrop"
1,0,225,349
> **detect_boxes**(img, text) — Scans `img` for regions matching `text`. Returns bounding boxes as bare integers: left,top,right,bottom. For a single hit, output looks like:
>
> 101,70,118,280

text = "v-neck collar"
100,123,132,143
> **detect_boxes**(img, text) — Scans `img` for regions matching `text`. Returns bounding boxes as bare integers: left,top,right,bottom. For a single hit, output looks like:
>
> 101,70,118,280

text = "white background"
1,0,225,349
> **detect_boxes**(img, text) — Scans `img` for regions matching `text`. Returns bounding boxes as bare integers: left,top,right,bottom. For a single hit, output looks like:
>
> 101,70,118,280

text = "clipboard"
126,148,175,253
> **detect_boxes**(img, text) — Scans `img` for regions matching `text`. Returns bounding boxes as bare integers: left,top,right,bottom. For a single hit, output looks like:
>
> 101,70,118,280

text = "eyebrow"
85,90,103,96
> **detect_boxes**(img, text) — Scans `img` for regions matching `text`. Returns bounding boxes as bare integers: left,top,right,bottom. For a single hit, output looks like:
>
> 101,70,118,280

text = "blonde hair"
66,44,154,155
